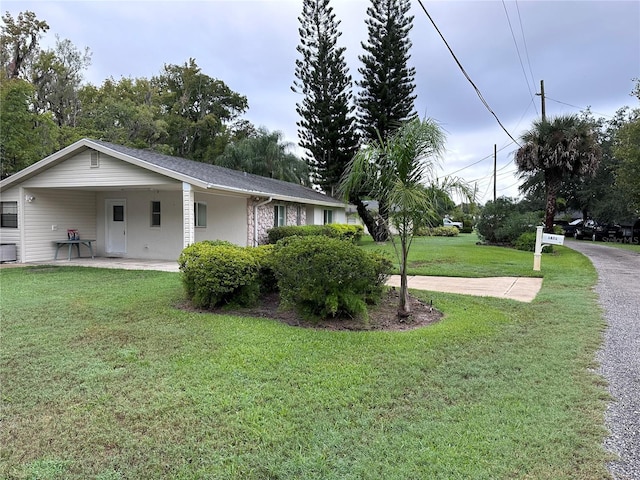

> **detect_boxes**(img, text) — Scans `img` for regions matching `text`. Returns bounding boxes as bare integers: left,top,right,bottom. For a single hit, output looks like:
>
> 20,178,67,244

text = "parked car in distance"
561,219,583,237
574,219,606,241
443,217,463,229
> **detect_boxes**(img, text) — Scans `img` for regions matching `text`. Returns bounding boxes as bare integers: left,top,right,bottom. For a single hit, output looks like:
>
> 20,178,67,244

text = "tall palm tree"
339,118,471,317
217,128,310,185
515,115,601,232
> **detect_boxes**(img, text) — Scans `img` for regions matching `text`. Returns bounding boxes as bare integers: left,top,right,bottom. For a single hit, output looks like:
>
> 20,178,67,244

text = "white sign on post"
533,226,565,271
541,233,565,246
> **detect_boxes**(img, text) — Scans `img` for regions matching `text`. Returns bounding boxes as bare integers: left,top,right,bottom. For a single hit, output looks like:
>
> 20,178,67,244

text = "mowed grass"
1,236,612,479
360,233,544,277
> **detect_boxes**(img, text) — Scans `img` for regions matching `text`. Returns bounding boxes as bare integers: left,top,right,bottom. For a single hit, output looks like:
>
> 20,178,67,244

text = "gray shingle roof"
91,139,344,206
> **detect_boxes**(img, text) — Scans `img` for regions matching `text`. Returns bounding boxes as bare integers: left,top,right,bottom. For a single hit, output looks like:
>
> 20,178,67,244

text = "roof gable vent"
90,151,100,168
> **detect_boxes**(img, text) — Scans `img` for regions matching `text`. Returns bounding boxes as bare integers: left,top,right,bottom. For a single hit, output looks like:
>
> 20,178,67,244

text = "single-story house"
0,138,347,263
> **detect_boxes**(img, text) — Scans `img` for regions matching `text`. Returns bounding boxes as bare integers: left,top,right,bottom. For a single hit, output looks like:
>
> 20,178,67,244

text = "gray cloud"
4,0,638,202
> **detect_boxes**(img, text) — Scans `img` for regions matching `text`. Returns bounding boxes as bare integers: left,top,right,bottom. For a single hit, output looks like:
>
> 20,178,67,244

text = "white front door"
105,199,127,256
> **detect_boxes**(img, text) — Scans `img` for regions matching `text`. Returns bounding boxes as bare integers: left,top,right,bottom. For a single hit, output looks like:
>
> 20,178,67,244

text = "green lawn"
0,235,612,479
360,233,545,277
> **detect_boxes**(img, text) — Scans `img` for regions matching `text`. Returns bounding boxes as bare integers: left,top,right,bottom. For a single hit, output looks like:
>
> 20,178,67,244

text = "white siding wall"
21,189,97,262
97,191,184,260
307,206,346,225
194,192,248,246
21,151,176,188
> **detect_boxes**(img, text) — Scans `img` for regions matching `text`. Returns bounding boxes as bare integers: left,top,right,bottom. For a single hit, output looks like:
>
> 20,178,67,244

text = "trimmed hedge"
267,224,364,244
271,236,392,320
418,226,460,237
178,241,262,309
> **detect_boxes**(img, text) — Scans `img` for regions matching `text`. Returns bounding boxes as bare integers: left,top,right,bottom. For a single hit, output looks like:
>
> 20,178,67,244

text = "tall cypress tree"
292,0,359,197
357,0,417,143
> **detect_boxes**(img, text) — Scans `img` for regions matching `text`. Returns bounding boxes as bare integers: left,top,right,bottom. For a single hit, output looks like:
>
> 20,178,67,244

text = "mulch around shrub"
179,289,443,332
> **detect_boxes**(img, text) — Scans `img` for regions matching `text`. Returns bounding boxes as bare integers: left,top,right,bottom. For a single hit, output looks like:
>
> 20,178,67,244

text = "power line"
545,96,616,119
501,0,536,113
415,0,521,146
441,141,515,177
497,179,521,192
515,0,538,114
443,153,493,177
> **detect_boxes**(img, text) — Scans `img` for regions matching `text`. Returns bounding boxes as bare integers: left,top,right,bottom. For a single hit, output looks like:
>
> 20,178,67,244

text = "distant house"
0,138,346,263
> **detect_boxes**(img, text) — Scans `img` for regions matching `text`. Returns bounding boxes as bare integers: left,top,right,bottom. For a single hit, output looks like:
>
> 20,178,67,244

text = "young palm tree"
515,115,601,232
339,118,470,317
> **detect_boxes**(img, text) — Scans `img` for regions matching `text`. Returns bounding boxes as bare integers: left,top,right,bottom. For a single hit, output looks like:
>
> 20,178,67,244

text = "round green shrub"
178,241,260,309
514,232,554,253
514,232,537,251
271,236,392,320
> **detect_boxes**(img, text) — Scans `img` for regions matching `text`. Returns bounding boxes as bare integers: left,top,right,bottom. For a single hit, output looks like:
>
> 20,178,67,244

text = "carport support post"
533,226,543,271
182,182,195,248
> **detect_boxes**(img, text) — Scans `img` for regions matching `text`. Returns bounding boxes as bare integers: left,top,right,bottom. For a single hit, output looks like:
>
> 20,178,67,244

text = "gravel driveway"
565,239,640,480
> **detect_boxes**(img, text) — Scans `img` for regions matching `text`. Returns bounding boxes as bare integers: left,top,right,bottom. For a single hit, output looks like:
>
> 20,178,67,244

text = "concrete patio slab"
2,257,181,272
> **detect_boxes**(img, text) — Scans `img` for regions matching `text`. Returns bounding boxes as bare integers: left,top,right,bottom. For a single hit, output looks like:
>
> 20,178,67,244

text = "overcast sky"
4,0,639,203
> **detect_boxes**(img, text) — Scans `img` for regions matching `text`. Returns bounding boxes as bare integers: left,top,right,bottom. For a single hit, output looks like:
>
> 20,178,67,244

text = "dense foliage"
178,232,387,321
475,197,543,246
418,226,460,237
271,236,392,320
178,241,263,309
267,224,363,244
217,128,310,185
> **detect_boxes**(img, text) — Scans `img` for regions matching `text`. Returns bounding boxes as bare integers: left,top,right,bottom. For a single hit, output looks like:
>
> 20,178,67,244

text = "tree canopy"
614,115,640,215
515,114,601,232
1,10,49,79
216,128,310,185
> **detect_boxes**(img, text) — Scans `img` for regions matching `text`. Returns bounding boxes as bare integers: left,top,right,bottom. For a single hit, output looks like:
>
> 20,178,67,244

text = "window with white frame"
323,209,333,225
151,201,161,227
274,205,286,227
194,202,207,227
296,205,302,226
0,202,18,228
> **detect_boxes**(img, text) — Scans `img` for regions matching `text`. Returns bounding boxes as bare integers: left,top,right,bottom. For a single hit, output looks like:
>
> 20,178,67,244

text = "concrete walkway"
386,275,542,302
3,258,543,303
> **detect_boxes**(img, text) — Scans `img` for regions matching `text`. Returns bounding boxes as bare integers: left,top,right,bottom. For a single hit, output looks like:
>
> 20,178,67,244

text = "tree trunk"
353,197,389,242
544,175,559,233
377,198,391,241
397,235,411,318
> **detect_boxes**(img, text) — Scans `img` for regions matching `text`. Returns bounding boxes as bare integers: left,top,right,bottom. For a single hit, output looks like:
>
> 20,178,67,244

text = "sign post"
533,226,565,271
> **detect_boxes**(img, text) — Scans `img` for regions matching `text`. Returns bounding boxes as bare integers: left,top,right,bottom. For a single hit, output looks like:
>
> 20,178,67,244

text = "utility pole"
538,79,546,122
493,143,497,202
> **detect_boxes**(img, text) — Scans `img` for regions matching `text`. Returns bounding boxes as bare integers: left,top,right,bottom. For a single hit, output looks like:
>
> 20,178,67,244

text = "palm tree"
515,115,601,232
339,118,471,317
217,128,310,185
